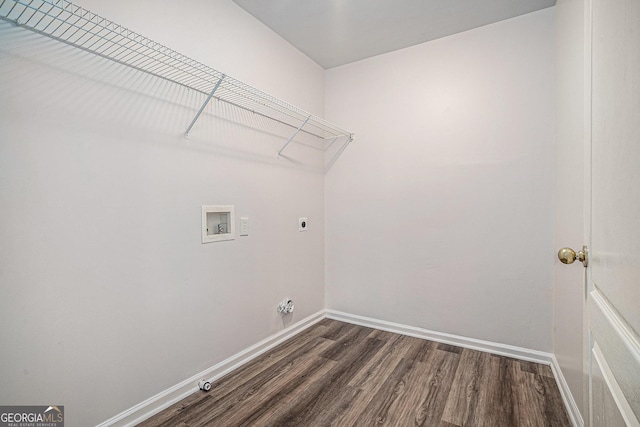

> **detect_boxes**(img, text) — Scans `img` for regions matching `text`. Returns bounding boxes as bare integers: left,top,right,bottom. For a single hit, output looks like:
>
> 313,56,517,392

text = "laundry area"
1,1,638,426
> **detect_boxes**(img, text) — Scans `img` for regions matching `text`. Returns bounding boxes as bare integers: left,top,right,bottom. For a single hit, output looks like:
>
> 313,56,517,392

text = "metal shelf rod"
277,116,311,157
185,75,225,138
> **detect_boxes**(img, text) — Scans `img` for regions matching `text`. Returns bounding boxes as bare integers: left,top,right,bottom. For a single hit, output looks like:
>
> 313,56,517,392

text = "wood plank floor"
138,319,571,426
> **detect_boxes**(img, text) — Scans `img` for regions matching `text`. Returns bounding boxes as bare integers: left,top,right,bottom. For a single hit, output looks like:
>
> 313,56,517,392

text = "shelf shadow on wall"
0,22,353,174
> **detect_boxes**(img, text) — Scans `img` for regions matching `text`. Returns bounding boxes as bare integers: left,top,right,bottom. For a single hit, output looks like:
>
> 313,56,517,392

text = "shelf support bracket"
277,115,311,156
185,75,226,138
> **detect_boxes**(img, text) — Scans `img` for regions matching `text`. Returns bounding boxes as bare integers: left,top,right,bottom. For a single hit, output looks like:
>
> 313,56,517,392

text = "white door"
588,0,640,425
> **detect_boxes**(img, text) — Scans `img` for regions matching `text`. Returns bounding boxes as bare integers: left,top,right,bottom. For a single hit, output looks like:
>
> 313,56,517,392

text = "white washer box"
201,205,235,243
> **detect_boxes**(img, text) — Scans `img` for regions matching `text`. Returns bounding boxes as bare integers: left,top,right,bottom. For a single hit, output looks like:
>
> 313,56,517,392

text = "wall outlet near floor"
298,217,308,232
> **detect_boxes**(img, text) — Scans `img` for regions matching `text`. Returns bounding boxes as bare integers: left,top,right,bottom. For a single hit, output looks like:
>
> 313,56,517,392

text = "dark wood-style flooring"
138,319,571,426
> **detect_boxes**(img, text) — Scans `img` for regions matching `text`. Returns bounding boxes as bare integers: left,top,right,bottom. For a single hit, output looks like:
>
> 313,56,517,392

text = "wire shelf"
0,0,353,146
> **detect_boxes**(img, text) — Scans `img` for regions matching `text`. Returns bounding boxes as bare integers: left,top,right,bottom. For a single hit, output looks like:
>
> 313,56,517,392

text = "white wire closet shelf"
0,0,353,152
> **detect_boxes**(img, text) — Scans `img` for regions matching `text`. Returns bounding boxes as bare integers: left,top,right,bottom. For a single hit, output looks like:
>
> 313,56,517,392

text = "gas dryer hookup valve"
277,299,294,314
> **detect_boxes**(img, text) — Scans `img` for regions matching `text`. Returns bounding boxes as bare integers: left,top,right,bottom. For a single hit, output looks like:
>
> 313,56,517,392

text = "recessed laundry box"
202,205,235,243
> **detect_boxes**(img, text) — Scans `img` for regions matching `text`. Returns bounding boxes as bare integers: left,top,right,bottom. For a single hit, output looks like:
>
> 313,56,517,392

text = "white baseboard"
550,355,584,427
326,309,583,427
99,309,583,427
326,310,553,363
97,310,326,427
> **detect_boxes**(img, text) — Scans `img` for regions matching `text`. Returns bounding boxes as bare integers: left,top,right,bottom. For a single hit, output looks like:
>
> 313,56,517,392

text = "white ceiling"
232,0,556,69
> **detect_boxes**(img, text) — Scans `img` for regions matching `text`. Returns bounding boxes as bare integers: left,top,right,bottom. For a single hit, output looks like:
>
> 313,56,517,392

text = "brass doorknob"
558,245,588,267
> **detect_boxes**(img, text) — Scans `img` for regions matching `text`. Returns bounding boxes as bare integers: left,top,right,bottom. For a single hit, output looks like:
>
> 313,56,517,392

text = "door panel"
591,341,632,427
590,0,640,425
591,0,640,334
589,289,640,423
